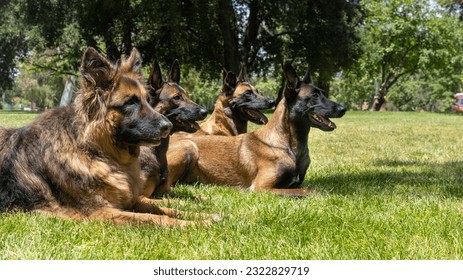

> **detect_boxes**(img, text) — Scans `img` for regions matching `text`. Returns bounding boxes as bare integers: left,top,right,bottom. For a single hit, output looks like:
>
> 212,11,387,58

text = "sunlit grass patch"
0,111,462,259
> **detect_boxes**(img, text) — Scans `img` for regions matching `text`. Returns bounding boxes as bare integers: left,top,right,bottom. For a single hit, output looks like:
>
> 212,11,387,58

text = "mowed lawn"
0,110,462,259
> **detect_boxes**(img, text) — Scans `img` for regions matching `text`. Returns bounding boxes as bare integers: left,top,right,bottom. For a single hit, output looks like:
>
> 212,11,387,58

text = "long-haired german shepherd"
165,62,346,196
0,47,210,226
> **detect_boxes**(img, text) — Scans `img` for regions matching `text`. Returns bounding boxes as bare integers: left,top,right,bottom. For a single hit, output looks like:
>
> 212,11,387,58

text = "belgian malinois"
0,47,211,226
183,65,275,137
160,66,274,197
139,60,208,198
165,62,346,196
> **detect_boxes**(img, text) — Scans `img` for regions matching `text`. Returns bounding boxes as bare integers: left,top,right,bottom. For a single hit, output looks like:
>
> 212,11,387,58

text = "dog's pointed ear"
222,70,237,96
77,47,115,123
120,48,143,76
284,61,299,87
283,61,299,100
237,63,248,83
80,47,114,90
148,61,164,91
168,59,181,84
302,66,312,84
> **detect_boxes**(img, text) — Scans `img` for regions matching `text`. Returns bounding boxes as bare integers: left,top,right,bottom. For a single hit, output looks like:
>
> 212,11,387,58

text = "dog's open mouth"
310,112,336,131
140,137,162,147
171,118,201,133
239,108,268,125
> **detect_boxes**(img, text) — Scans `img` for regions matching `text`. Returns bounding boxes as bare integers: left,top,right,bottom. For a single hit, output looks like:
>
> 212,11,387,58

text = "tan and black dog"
165,62,346,196
186,65,275,136
158,66,274,197
138,60,208,198
0,47,212,226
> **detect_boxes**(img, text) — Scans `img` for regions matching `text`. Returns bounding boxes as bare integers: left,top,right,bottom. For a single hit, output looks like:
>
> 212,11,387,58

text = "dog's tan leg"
163,140,199,194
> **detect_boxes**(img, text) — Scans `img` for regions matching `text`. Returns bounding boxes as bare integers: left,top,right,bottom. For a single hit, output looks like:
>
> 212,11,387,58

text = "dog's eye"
124,96,139,106
173,95,183,101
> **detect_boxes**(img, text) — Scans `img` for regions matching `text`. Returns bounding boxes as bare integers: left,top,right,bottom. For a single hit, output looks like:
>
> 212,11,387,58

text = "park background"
2,0,463,112
1,0,463,260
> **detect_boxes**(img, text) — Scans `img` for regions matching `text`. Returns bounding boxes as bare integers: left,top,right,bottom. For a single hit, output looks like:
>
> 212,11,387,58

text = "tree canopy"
331,0,463,111
11,0,362,82
1,0,462,112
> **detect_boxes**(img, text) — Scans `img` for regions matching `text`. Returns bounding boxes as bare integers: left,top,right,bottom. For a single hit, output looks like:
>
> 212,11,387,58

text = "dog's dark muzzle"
309,102,347,132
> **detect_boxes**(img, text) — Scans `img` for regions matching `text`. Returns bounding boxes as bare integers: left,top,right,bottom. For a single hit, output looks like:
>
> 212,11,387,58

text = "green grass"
1,110,463,259
0,110,41,127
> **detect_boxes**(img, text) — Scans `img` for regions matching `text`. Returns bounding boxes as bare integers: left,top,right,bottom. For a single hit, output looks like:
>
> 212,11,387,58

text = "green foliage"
12,0,362,88
15,73,65,109
253,76,279,99
279,0,363,82
387,73,456,112
0,1,30,90
1,61,68,110
331,0,463,111
1,111,463,259
2,0,463,111
181,67,221,110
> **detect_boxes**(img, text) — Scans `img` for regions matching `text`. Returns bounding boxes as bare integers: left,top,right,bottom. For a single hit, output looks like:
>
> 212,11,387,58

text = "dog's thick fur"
188,66,274,136
0,47,210,226
165,62,346,196
139,60,207,198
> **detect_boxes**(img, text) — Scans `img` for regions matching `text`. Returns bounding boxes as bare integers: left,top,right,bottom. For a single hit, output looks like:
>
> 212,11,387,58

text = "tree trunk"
242,0,260,71
371,95,386,111
121,0,134,56
317,80,330,97
371,83,388,111
217,0,241,73
104,31,121,61
59,76,76,107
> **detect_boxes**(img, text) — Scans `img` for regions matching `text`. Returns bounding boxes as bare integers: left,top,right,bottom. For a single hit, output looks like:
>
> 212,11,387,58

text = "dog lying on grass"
138,60,207,198
164,62,346,196
0,47,213,227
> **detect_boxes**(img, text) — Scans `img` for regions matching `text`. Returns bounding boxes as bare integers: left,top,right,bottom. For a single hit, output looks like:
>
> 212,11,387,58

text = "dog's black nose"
337,105,347,117
268,99,276,107
199,107,208,119
160,117,173,138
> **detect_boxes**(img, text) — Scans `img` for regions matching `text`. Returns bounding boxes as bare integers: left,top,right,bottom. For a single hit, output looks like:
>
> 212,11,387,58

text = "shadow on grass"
308,159,463,198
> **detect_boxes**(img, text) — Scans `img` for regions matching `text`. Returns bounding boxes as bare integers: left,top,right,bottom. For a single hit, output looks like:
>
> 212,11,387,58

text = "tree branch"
29,63,78,77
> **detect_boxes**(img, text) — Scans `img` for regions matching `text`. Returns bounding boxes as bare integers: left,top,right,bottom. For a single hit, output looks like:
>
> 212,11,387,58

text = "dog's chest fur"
264,142,310,189
276,146,310,188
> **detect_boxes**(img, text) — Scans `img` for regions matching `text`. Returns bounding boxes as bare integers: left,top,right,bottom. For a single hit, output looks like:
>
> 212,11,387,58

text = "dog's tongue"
311,112,336,129
244,108,268,125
